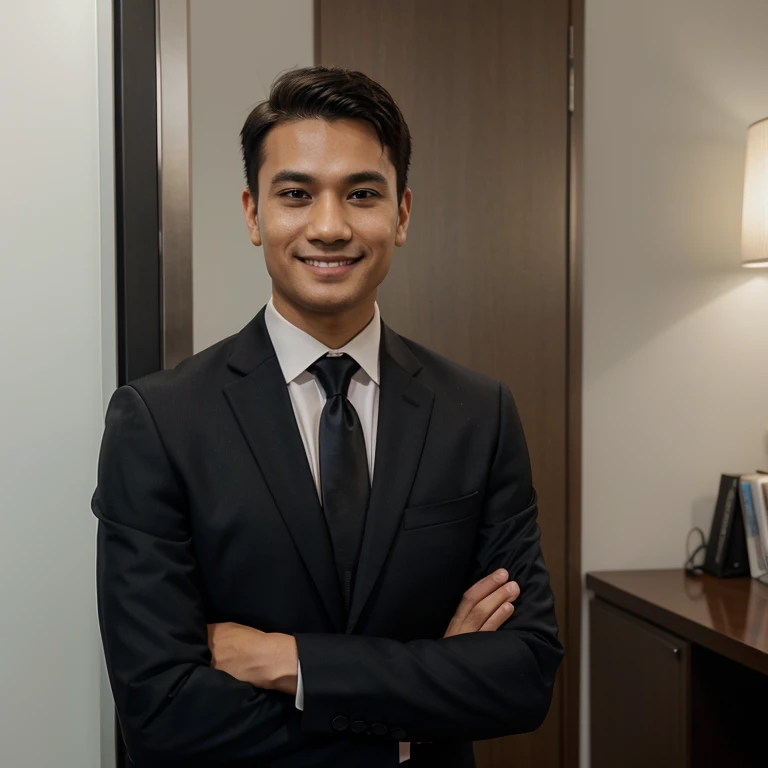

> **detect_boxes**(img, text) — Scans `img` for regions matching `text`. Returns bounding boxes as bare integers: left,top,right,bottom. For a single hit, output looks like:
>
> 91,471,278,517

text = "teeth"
304,259,355,268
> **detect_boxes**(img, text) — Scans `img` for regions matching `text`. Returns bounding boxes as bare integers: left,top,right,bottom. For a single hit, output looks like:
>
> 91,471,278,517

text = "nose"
305,192,352,245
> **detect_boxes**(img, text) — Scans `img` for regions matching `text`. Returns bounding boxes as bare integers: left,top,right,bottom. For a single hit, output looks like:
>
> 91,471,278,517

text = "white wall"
582,0,768,764
189,0,314,352
0,1,114,766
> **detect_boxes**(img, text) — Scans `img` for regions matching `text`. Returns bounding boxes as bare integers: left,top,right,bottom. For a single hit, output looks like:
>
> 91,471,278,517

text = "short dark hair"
240,66,412,203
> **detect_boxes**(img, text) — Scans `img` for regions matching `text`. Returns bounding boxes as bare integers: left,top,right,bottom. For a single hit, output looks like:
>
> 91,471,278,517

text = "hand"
443,568,519,638
207,622,298,696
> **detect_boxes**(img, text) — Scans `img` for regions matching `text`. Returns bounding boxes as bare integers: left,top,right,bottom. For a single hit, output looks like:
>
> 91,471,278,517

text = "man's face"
242,118,411,317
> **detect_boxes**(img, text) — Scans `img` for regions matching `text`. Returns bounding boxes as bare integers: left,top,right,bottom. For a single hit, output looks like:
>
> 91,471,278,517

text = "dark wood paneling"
318,2,573,765
590,599,690,768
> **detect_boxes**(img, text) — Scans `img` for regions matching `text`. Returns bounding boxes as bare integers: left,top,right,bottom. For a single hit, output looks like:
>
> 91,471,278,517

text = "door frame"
565,2,585,766
114,0,192,387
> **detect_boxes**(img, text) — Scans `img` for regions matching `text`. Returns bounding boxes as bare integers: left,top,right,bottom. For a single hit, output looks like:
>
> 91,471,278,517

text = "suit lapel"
346,324,435,633
222,309,346,633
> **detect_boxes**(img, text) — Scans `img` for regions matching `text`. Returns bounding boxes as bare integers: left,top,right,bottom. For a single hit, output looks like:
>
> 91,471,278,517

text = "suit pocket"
402,490,481,530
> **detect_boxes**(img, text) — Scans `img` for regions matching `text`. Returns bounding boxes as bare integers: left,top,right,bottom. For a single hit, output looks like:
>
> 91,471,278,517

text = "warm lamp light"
741,117,768,268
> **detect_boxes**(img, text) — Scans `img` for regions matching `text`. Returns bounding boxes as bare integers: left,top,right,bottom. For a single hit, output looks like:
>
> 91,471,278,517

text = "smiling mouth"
296,256,364,268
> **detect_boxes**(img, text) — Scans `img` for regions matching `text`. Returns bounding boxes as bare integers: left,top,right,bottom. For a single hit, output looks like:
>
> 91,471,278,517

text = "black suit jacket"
92,307,563,768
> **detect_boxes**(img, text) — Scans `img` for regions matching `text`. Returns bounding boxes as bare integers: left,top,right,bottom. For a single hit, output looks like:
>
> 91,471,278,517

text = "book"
704,474,750,577
745,571,768,647
738,477,768,579
747,474,768,571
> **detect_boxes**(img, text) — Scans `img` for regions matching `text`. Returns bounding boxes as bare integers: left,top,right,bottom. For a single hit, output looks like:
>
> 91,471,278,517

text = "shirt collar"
264,297,381,385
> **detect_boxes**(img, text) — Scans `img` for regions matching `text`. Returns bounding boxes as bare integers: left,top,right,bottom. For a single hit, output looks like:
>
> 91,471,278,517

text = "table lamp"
741,116,768,268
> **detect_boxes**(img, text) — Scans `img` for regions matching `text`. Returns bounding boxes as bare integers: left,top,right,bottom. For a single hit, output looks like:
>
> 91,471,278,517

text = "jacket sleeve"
294,381,564,743
93,385,306,766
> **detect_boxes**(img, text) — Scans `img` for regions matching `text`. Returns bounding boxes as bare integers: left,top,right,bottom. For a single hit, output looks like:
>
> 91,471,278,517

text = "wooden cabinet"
588,570,768,768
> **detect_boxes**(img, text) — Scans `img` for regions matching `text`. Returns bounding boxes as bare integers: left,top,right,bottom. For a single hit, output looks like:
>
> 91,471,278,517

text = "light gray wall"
189,0,315,352
0,1,114,766
582,0,768,764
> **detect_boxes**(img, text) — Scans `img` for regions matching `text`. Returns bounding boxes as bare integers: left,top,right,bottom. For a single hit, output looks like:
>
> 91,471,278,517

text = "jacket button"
390,727,407,740
331,715,349,731
370,722,388,737
350,720,367,734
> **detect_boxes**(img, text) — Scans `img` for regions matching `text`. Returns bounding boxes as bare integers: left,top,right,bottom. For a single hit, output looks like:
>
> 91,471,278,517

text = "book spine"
704,474,740,576
740,479,768,578
713,479,738,571
751,478,768,572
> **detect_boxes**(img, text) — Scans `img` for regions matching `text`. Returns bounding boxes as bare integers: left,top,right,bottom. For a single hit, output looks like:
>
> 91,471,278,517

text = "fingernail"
495,569,508,582
506,581,519,595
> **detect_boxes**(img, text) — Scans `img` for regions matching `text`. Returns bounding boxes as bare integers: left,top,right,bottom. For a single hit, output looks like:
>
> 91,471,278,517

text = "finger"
444,569,509,637
463,581,520,632
478,602,515,632
445,579,518,637
449,569,509,627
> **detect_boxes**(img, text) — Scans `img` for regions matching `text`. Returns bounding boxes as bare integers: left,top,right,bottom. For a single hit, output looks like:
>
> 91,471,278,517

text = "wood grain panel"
318,2,571,765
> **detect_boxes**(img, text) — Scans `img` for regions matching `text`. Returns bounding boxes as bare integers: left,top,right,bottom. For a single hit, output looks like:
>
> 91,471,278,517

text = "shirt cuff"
295,657,304,711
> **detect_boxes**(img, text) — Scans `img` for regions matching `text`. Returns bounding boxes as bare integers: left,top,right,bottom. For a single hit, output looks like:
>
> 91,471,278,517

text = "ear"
241,188,262,247
395,187,412,247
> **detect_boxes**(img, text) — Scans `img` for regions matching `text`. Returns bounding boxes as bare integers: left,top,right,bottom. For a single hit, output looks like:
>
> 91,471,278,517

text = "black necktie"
309,354,371,613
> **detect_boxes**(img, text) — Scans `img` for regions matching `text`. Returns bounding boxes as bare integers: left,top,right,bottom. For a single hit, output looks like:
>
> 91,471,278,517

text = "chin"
306,294,363,314
296,287,371,315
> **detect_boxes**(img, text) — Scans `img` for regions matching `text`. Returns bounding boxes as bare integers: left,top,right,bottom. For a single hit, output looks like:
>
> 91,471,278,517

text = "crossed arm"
93,383,562,765
206,566,522,699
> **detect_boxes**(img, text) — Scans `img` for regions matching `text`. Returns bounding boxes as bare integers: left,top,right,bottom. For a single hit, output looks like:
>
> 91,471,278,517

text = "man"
93,66,562,768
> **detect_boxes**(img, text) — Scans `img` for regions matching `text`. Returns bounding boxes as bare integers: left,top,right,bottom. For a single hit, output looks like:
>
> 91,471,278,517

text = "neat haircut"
240,66,412,203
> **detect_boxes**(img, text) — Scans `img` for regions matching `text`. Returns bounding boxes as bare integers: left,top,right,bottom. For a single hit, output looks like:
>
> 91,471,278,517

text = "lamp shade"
741,117,768,268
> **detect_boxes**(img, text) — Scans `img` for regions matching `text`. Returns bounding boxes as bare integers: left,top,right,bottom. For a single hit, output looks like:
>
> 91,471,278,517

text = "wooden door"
317,1,574,765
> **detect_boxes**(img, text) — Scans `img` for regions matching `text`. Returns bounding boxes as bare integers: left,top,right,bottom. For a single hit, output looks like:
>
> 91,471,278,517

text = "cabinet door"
590,598,690,768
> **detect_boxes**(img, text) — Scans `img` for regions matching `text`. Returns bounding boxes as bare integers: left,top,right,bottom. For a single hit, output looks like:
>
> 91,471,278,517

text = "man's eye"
280,189,309,200
349,190,378,200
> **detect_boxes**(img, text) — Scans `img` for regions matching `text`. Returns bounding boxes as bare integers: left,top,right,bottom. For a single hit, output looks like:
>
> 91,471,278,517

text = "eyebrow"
269,170,389,188
345,171,389,187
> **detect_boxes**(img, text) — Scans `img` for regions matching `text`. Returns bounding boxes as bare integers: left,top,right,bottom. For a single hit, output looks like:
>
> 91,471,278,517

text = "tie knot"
309,354,360,399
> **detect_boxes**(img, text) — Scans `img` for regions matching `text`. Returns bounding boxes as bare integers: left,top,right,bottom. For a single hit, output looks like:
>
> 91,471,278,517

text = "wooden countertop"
586,569,768,677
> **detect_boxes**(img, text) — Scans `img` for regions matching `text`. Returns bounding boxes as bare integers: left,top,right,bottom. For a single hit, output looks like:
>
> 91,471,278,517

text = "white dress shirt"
264,298,411,764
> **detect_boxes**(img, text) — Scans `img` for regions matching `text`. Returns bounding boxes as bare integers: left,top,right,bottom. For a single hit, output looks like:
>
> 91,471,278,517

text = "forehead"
260,118,394,179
